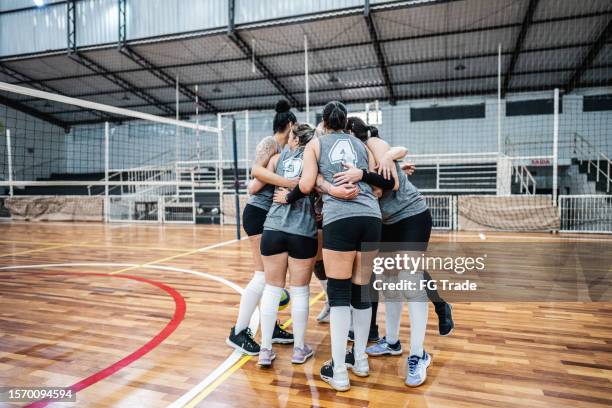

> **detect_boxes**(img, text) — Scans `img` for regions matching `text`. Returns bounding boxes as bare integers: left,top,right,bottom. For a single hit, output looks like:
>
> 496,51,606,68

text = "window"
410,104,485,122
583,94,612,112
506,98,561,116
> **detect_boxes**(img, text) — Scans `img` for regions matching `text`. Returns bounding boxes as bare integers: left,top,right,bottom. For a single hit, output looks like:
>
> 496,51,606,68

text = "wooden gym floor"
0,221,610,408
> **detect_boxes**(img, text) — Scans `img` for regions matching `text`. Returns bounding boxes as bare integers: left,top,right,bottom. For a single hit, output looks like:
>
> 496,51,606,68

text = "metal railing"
574,133,611,194
423,195,456,230
559,195,612,234
512,165,537,195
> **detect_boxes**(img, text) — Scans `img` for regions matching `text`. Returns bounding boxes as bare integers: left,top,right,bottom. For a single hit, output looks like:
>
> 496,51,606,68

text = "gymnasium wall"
0,103,66,184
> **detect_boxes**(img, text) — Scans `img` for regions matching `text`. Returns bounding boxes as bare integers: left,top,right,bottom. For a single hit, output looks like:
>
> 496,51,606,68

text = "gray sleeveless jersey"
379,162,428,225
318,132,381,226
246,136,281,211
264,146,317,238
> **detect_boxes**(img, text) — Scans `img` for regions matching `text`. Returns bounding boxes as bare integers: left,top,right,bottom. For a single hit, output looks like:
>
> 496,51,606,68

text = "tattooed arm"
248,153,279,195
251,137,297,188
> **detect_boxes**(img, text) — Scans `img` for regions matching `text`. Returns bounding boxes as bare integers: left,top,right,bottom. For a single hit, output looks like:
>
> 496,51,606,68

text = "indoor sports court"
0,0,611,407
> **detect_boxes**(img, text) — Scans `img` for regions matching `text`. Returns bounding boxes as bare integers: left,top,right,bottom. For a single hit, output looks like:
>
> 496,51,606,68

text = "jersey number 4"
329,139,357,167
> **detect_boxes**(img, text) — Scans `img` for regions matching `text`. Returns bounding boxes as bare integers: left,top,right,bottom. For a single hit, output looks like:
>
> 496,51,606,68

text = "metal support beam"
69,53,176,115
67,0,77,55
228,0,235,34
364,0,396,105
502,0,539,97
119,46,217,113
118,0,127,49
566,18,612,93
0,94,70,130
227,32,300,108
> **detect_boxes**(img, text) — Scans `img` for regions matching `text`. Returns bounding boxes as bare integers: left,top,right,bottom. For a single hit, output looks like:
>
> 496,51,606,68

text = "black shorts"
260,230,318,259
381,209,432,251
322,216,381,252
242,204,268,236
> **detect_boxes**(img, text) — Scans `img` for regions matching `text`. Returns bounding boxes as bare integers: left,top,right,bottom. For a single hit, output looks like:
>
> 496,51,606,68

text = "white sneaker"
316,302,330,323
320,361,350,391
405,351,431,387
351,355,369,377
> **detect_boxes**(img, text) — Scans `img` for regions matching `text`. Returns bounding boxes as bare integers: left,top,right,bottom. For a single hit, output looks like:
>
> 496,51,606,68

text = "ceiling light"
328,74,340,83
455,63,466,71
213,86,222,93
34,0,45,7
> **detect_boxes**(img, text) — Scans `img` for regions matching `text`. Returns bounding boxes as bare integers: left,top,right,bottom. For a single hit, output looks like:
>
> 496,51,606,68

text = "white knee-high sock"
290,285,310,349
260,284,283,350
385,301,403,344
235,271,266,333
318,280,328,302
352,307,372,360
408,301,428,357
330,306,351,370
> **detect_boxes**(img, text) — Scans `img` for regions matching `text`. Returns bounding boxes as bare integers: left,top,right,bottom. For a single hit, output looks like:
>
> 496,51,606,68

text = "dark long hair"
273,99,297,133
346,116,379,143
322,101,348,131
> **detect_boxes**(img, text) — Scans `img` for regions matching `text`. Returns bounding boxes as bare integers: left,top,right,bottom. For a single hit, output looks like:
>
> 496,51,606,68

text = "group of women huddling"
226,99,454,391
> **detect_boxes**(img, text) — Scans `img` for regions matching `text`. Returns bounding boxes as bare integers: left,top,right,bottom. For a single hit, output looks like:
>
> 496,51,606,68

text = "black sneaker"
272,321,294,344
345,348,355,368
226,326,260,355
348,328,380,343
436,303,454,336
320,360,350,391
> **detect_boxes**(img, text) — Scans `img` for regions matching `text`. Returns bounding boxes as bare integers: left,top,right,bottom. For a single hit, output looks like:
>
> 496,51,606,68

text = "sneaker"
258,348,276,367
366,337,403,356
292,345,314,364
436,303,454,336
351,355,369,377
316,302,330,323
345,348,355,368
320,360,350,391
272,321,294,344
226,326,260,355
405,351,432,387
348,328,380,343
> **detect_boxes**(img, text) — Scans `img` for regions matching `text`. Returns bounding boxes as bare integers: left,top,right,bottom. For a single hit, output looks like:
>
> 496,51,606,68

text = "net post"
217,113,224,226
496,42,503,196
231,116,241,239
6,128,13,197
104,122,110,222
553,88,559,206
245,110,250,182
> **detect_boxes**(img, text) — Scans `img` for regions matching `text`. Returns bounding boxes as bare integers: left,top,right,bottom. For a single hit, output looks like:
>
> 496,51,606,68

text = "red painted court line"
19,272,186,408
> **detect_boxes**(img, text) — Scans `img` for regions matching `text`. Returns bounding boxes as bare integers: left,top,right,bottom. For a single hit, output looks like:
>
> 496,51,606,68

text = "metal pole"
497,43,502,156
6,129,13,197
553,88,559,205
104,122,109,222
245,110,250,182
231,116,241,239
304,35,310,124
217,113,224,226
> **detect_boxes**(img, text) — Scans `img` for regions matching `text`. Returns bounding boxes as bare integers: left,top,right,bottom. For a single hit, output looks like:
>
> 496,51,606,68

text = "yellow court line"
184,290,326,407
0,243,73,258
109,239,240,275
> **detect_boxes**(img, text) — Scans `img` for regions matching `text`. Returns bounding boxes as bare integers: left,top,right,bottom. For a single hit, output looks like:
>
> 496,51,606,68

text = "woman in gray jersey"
226,100,296,356
297,101,396,391
255,123,318,367
343,117,454,388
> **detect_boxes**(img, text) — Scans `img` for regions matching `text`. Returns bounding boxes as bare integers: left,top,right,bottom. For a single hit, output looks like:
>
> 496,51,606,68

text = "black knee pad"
314,260,326,280
351,283,371,310
327,278,351,307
